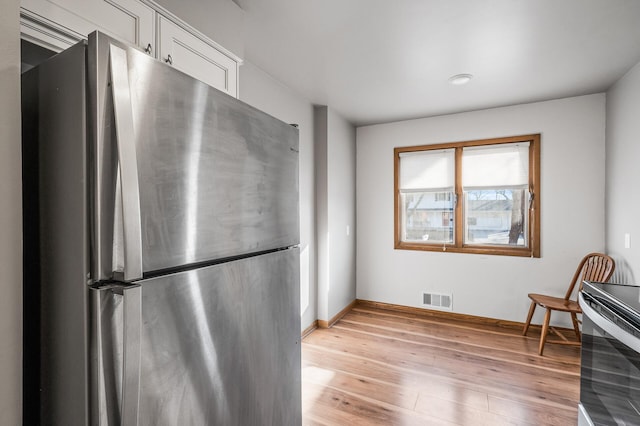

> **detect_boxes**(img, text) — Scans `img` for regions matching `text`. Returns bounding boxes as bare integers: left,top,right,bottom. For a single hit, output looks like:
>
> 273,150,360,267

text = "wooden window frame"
394,134,541,258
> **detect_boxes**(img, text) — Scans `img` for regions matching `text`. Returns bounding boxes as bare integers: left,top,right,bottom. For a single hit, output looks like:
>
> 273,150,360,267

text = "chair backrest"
564,252,615,301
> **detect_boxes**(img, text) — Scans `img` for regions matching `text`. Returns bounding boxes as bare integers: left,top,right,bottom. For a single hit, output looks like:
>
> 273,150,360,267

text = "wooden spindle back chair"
522,253,615,355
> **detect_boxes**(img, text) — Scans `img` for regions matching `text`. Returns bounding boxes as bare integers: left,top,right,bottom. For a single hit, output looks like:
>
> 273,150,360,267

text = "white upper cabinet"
157,16,238,97
20,0,241,98
21,0,155,53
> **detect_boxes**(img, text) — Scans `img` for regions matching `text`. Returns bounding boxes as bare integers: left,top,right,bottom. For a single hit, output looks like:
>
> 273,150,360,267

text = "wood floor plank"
303,382,457,426
333,319,579,375
346,308,581,362
414,392,528,426
487,395,577,426
304,327,578,398
342,308,581,367
303,341,578,412
302,303,581,425
303,365,420,411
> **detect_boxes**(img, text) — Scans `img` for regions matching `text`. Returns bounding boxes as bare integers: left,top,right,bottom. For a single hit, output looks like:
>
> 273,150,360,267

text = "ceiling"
236,0,640,126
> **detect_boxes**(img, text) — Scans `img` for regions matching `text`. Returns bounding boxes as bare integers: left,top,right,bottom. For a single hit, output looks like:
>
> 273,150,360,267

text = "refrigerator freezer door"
88,32,300,279
93,248,301,425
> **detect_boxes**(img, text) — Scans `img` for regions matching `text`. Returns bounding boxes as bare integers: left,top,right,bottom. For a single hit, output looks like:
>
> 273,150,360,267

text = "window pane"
463,143,529,188
399,149,455,191
401,191,453,243
464,189,527,246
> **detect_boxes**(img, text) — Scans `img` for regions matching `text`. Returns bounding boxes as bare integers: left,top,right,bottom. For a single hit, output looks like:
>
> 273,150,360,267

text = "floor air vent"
422,292,452,310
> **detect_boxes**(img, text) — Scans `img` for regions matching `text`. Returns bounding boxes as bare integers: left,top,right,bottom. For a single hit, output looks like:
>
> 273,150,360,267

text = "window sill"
395,241,540,258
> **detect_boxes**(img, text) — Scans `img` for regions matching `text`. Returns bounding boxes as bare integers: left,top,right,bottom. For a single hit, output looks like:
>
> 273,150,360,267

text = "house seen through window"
394,134,540,257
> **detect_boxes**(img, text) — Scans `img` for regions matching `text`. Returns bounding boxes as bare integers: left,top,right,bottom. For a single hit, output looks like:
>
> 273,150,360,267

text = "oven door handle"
579,292,640,353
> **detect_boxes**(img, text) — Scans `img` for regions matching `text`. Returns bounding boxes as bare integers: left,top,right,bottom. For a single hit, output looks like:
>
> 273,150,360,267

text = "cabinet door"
157,16,238,98
21,0,155,55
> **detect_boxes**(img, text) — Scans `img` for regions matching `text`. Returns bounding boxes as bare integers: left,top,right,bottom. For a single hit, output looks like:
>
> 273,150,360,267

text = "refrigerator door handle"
92,284,142,426
109,44,143,281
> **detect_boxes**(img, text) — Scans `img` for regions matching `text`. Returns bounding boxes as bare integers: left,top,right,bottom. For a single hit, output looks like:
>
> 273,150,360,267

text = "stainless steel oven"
579,281,640,426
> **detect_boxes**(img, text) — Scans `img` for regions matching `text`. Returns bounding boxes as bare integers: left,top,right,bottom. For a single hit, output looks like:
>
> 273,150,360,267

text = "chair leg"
539,308,552,356
522,301,537,336
571,312,581,343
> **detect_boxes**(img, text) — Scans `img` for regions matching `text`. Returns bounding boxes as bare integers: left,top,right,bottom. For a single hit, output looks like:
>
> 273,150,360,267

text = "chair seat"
527,293,581,313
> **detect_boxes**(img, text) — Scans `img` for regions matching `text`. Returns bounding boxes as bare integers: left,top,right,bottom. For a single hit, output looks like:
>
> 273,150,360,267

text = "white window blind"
462,143,529,189
399,149,455,192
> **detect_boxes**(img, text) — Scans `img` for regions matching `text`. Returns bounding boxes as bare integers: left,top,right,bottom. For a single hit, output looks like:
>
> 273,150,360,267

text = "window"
394,134,540,257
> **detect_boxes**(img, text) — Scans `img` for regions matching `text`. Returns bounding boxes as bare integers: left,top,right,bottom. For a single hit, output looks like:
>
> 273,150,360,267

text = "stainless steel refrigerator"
22,31,301,426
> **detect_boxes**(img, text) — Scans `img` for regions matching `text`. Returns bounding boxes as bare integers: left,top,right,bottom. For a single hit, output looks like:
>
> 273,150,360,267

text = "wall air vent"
421,292,452,311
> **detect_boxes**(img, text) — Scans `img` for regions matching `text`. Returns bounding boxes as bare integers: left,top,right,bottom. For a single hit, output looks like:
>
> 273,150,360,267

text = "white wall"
606,60,640,284
357,94,606,326
314,107,329,321
0,0,23,424
239,61,317,331
327,108,357,318
315,106,357,322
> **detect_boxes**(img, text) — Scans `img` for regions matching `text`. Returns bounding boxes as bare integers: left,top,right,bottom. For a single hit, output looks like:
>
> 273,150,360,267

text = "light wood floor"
301,302,581,426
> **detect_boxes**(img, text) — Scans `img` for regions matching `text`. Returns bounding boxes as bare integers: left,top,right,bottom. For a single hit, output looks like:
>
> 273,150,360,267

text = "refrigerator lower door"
93,248,301,425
